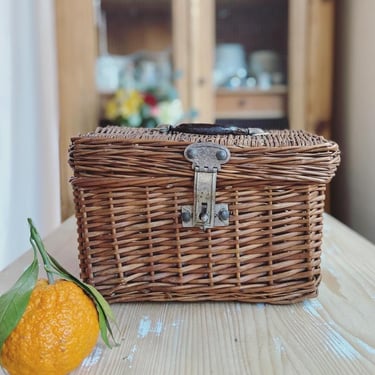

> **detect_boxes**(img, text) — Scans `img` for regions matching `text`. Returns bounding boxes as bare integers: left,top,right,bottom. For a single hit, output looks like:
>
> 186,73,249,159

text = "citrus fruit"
0,278,100,375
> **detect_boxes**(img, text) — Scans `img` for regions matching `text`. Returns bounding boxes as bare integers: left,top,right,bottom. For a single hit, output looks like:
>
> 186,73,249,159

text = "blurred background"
0,0,374,270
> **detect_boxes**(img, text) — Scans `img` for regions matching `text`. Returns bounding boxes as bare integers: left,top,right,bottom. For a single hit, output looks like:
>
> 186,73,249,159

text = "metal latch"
182,142,230,230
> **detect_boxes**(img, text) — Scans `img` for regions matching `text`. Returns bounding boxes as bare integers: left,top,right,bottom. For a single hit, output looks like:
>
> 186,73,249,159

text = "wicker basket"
69,124,340,304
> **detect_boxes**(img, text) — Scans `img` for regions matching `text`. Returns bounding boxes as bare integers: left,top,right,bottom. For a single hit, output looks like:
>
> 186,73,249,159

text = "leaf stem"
28,219,55,284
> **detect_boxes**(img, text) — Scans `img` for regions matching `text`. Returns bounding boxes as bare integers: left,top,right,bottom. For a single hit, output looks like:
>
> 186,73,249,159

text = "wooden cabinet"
55,0,335,219
215,87,288,120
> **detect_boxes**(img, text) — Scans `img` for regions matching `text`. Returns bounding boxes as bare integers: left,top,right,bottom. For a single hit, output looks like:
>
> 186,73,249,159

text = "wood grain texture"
54,0,99,220
288,0,335,138
172,0,190,116
288,0,309,131
1,214,374,374
189,0,215,122
172,0,215,123
305,0,335,139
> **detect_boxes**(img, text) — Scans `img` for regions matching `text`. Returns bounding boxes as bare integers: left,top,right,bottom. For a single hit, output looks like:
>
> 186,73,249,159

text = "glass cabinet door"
96,0,181,128
172,0,289,127
214,0,289,129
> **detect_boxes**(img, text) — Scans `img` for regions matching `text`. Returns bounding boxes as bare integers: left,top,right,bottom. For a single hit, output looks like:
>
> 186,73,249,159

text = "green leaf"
97,305,112,348
0,250,38,351
83,283,116,323
27,219,119,348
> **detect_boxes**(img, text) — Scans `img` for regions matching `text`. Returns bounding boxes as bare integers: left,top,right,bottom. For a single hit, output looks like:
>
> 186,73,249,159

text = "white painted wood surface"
1,214,374,375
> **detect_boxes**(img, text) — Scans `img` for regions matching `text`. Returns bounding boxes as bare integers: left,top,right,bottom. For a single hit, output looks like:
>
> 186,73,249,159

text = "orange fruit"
0,279,100,375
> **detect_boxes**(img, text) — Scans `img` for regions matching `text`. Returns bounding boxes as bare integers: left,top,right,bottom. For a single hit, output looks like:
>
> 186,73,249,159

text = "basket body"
69,126,340,304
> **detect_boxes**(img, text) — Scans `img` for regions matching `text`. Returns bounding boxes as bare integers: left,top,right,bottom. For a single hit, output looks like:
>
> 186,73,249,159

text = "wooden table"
1,214,374,375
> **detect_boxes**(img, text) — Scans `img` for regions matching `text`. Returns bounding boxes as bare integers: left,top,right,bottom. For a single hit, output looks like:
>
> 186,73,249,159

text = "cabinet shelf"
215,85,287,119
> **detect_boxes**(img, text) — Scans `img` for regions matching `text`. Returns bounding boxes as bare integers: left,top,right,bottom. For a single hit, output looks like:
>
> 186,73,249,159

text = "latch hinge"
181,142,230,230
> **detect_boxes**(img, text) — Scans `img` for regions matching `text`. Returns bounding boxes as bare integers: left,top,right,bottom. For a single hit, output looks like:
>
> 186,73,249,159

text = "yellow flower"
119,90,144,118
114,88,126,101
105,98,119,119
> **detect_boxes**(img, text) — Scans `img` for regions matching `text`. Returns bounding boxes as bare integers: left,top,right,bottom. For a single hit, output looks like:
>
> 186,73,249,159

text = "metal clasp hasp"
182,142,230,230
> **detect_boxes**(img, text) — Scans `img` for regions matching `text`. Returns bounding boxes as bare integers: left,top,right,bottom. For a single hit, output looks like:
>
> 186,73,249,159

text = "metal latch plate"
182,142,230,230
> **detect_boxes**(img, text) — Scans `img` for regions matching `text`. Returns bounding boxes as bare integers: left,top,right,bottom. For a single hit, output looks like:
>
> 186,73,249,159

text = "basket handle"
171,123,266,136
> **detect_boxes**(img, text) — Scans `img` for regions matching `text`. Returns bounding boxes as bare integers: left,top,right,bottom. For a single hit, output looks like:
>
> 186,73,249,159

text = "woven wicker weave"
69,125,340,304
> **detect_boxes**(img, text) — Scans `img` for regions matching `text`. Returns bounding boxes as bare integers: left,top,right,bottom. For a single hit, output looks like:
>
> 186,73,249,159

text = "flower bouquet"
104,86,184,128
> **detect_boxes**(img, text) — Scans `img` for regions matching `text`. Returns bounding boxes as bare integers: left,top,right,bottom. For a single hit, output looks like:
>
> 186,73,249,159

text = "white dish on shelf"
214,43,247,86
95,55,128,94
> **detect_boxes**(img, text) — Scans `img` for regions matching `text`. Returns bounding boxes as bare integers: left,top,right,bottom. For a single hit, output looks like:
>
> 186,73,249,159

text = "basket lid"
72,124,335,148
70,124,340,184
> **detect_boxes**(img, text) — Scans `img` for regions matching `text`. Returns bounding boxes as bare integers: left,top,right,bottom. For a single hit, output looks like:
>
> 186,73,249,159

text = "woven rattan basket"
69,124,340,304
